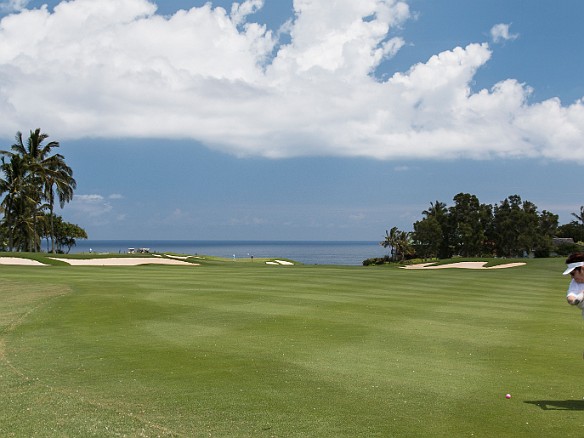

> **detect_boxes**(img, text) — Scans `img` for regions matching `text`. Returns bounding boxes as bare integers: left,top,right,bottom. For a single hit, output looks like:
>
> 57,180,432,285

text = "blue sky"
0,0,583,240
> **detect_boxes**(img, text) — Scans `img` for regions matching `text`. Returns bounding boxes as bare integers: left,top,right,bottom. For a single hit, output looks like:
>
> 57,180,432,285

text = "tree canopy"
382,193,564,260
0,129,86,252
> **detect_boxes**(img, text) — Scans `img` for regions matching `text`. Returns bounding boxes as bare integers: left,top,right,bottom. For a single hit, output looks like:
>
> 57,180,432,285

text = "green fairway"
1,257,583,437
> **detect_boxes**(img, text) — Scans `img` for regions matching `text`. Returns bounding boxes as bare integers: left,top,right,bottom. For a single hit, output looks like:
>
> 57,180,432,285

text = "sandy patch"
401,261,526,270
266,260,295,266
0,257,47,266
163,254,192,260
50,257,198,266
274,260,294,265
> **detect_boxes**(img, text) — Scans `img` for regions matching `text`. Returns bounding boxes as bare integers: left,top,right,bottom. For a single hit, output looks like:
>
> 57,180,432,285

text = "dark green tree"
422,200,451,258
557,221,584,243
516,200,540,256
449,193,491,257
380,226,413,262
42,214,87,253
0,129,77,252
534,210,558,257
412,216,442,259
557,206,584,244
43,164,76,252
492,195,554,257
381,227,399,261
493,195,522,257
0,154,39,251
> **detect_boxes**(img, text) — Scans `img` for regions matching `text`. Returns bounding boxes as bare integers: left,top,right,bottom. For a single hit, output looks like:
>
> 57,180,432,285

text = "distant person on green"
564,253,584,311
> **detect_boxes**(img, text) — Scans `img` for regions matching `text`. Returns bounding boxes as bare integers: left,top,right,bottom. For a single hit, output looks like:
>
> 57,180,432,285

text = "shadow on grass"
525,400,584,410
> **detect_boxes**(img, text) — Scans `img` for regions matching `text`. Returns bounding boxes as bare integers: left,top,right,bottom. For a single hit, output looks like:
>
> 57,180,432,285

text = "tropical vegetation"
378,193,584,262
0,129,85,252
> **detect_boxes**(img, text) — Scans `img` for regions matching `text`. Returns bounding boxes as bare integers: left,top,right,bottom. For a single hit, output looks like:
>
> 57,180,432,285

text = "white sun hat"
563,261,584,275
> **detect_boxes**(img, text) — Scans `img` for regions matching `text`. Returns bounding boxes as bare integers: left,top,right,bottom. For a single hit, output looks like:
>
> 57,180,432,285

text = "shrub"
555,243,584,256
362,255,391,266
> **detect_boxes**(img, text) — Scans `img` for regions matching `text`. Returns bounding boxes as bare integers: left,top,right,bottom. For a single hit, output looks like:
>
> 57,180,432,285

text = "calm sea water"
72,240,389,266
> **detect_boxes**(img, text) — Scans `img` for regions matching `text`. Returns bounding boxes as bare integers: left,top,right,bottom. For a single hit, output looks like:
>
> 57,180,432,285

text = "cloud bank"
0,0,583,162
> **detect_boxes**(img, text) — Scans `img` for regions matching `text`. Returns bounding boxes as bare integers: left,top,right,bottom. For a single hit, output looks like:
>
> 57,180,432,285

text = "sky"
0,0,583,241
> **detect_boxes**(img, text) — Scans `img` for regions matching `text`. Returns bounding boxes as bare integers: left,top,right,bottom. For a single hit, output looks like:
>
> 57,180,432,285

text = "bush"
555,243,584,256
362,255,391,266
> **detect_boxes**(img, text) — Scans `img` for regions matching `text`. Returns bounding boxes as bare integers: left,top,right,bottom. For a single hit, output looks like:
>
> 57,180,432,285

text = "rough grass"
0,257,582,437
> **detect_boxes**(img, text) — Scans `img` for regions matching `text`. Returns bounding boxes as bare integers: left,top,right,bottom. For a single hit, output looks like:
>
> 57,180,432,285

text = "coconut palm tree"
422,201,448,221
572,206,584,225
12,129,76,252
42,162,76,252
381,226,413,262
394,229,413,261
381,227,399,260
0,154,43,251
0,129,76,252
0,154,28,251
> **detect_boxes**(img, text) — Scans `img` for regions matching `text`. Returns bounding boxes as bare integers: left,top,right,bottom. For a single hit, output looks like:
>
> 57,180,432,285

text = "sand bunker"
266,260,295,266
402,261,526,270
162,254,192,260
49,257,197,266
0,257,47,266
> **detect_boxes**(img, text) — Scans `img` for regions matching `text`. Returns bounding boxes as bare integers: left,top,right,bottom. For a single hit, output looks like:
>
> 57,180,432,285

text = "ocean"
72,240,389,266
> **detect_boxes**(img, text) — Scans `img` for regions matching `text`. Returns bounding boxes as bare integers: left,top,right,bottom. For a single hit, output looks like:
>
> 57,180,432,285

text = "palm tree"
422,200,451,258
10,129,76,252
394,229,413,262
0,154,28,251
423,200,447,219
381,226,413,262
381,227,399,260
572,206,584,225
0,154,43,251
42,162,76,252
0,129,76,252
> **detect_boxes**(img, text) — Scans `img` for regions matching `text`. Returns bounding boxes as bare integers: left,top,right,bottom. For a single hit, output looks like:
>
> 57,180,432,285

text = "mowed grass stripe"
0,258,582,437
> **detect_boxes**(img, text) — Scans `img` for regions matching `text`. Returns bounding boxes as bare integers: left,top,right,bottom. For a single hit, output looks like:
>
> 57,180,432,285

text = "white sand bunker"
50,257,198,266
162,254,192,260
266,260,294,266
0,257,47,266
402,261,526,270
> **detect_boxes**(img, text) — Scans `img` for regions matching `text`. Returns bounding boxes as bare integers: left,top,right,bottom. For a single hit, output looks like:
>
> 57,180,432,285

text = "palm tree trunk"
50,208,55,253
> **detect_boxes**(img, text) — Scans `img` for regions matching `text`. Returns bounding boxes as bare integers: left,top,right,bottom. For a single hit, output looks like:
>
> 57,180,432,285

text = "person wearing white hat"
564,253,584,308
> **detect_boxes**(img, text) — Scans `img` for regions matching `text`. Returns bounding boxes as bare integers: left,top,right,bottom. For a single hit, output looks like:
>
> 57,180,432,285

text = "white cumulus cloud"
490,23,519,43
0,0,582,162
69,194,112,218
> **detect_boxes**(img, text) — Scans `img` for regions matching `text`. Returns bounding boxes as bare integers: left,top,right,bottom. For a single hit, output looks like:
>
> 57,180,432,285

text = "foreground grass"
0,257,582,437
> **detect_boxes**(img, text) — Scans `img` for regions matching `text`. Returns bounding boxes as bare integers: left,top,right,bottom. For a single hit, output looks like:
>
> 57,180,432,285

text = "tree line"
378,193,584,262
0,129,87,253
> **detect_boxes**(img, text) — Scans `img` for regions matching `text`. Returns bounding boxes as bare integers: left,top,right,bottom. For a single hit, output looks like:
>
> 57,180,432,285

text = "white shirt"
567,279,584,315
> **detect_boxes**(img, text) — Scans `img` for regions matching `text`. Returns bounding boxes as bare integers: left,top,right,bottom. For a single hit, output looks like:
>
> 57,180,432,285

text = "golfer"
564,252,584,309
